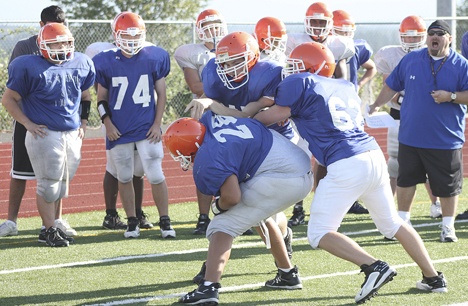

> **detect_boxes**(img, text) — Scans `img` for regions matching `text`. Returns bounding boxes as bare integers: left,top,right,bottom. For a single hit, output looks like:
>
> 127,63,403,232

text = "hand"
431,90,451,104
146,123,162,143
103,118,121,141
211,197,227,216
24,122,48,139
368,104,379,115
184,98,213,120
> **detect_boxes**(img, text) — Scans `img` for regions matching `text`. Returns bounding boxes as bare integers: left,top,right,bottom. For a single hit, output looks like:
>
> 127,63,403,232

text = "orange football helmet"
304,2,333,42
332,10,355,38
163,118,206,171
399,15,427,52
254,16,287,58
215,32,260,89
112,11,146,55
37,23,74,63
196,9,227,44
283,42,336,79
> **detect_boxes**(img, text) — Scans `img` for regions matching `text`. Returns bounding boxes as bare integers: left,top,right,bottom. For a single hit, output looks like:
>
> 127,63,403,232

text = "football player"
253,16,288,63
255,42,447,304
2,23,95,247
165,113,312,305
174,9,228,235
93,12,174,239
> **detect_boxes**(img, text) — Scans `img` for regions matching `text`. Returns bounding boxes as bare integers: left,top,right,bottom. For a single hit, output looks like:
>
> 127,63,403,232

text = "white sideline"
84,256,468,306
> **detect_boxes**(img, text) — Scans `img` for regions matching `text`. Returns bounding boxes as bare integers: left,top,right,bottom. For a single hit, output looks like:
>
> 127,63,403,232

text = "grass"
0,185,467,306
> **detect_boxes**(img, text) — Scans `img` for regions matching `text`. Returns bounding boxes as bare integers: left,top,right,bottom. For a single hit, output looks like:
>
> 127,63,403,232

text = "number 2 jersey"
93,45,170,149
275,73,379,167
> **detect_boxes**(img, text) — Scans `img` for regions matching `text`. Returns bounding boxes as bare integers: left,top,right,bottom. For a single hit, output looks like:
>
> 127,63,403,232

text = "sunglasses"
428,30,447,36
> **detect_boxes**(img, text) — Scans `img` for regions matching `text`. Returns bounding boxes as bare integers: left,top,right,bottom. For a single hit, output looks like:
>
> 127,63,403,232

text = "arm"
216,174,242,211
369,83,398,114
431,90,468,105
97,83,121,141
357,59,377,91
241,97,275,117
79,89,92,139
147,78,167,143
333,58,348,79
183,68,204,98
254,104,292,127
1,88,47,138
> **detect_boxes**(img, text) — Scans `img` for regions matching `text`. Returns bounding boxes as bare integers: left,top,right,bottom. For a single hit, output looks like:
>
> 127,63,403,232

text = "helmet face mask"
283,42,336,79
196,9,227,44
215,32,259,90
112,12,146,56
399,15,427,52
37,23,74,63
163,118,206,171
304,2,333,42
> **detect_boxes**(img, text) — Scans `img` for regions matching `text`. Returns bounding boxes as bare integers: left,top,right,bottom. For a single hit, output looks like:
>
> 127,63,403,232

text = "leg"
396,185,416,222
193,189,212,235
204,231,233,283
102,171,127,230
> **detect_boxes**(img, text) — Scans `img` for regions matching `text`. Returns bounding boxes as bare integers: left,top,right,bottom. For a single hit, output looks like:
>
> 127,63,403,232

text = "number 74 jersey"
93,45,170,149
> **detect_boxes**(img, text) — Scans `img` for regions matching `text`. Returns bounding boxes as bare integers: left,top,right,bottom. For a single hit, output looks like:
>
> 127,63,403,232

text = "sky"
0,0,447,23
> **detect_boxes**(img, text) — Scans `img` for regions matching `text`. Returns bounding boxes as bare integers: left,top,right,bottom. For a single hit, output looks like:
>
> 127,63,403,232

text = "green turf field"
0,184,467,306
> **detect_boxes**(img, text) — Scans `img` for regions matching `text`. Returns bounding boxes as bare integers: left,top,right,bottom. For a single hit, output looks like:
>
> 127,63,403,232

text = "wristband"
211,197,227,216
80,100,91,120
97,100,111,122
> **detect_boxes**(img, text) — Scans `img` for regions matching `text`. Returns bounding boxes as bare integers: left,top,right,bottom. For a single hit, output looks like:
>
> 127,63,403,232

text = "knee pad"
37,178,62,203
145,159,165,184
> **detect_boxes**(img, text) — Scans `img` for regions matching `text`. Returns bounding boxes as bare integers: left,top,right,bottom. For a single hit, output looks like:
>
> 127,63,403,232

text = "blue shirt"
386,48,468,149
94,46,170,149
348,39,373,91
274,73,379,166
202,58,294,139
7,52,95,131
194,111,273,196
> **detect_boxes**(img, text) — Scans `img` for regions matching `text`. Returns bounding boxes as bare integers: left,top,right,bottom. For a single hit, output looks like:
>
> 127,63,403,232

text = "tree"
56,0,207,21
55,0,208,123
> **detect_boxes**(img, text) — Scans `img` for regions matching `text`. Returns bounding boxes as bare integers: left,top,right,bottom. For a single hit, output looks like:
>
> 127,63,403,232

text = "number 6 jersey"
93,45,170,149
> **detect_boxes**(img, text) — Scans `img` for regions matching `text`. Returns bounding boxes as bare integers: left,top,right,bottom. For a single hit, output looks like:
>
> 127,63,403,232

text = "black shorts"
11,121,35,180
397,143,462,197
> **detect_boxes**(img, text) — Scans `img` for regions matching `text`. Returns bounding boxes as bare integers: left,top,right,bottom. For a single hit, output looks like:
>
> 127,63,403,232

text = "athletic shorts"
397,143,463,197
11,121,35,180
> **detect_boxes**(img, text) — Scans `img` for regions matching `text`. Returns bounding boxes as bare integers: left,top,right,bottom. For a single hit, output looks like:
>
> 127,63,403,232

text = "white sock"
442,216,455,227
279,267,292,273
203,281,213,286
6,220,16,225
398,211,410,223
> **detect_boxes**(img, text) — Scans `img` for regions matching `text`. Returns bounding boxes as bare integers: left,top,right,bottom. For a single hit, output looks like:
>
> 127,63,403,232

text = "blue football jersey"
201,58,294,139
348,39,373,90
7,52,95,131
193,110,273,196
275,73,379,166
93,45,170,149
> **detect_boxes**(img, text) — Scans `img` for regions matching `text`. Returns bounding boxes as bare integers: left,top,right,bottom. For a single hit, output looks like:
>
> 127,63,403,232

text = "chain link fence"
0,18,466,131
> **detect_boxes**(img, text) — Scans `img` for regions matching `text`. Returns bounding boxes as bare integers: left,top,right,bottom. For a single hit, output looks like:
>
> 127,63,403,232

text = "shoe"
265,265,303,290
45,227,69,247
179,282,220,305
416,271,448,293
54,219,77,236
355,260,397,304
138,211,154,229
456,209,468,220
192,261,206,285
56,227,75,244
193,214,210,235
0,220,18,237
124,217,140,238
242,228,254,235
383,236,397,241
430,201,442,218
38,228,46,243
348,201,369,214
284,227,293,259
288,204,306,227
159,216,176,238
440,224,458,242
102,213,127,230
